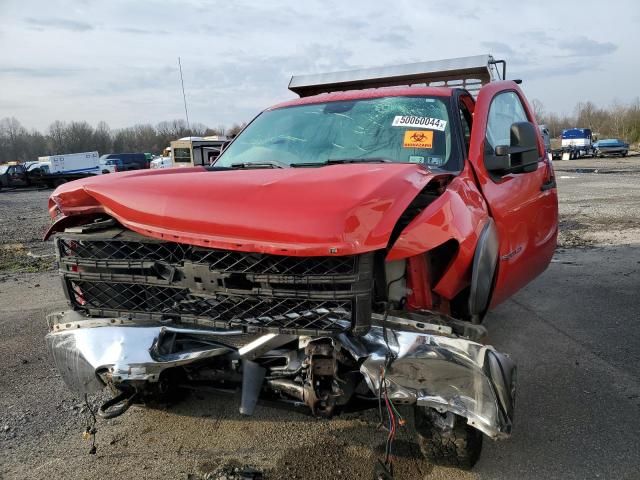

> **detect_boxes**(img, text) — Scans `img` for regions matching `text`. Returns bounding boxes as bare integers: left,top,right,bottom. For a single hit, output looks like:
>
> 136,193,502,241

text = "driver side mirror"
485,121,539,175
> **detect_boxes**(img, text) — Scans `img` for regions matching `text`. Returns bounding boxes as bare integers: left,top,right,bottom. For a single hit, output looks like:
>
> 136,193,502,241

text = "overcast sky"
1,0,638,131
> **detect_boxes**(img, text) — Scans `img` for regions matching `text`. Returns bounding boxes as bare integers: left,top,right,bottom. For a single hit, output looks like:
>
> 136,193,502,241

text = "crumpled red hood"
48,164,436,256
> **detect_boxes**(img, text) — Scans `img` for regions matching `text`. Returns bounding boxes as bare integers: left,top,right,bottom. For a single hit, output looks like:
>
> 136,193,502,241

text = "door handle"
541,178,556,191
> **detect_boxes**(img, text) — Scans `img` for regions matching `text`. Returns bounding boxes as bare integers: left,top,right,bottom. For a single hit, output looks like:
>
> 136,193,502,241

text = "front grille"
56,229,373,335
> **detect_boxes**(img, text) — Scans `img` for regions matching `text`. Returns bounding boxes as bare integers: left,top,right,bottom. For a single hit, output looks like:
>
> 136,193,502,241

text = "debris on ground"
203,462,264,480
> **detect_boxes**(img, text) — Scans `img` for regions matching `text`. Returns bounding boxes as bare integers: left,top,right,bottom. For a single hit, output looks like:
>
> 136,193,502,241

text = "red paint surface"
467,81,558,307
48,163,435,256
406,254,434,310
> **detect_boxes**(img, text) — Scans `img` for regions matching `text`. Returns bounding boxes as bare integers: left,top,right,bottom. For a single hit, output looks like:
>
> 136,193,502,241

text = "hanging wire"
83,393,98,454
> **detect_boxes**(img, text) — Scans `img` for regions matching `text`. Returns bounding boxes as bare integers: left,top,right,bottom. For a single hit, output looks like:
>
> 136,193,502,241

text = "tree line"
531,99,640,142
0,118,245,163
2,98,640,163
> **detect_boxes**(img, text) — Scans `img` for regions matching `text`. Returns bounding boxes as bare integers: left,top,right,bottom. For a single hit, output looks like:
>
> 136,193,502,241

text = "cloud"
426,0,481,20
0,66,81,77
481,41,515,55
521,30,555,46
24,17,94,32
557,36,617,57
519,60,597,80
371,32,410,47
83,66,176,95
115,27,168,35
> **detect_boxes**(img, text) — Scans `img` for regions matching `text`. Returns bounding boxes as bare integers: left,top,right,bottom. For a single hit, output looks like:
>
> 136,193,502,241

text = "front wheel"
415,408,483,470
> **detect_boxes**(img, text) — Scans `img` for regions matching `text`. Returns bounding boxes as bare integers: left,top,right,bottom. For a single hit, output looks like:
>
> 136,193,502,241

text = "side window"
459,102,472,155
486,92,529,150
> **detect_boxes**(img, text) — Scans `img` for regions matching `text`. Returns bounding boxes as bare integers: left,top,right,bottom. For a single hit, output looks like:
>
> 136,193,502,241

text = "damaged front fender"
358,326,515,439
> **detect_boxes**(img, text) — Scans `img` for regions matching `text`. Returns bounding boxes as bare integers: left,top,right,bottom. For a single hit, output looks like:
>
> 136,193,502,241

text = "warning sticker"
403,130,433,148
392,115,447,131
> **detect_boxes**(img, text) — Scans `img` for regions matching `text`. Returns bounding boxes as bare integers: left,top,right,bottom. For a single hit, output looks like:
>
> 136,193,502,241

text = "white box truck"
30,151,101,187
37,151,100,175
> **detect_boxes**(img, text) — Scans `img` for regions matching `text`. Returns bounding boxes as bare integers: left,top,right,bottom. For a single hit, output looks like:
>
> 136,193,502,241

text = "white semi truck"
551,128,596,160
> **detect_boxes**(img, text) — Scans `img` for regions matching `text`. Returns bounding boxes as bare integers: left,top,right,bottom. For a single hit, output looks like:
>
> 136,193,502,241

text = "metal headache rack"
289,54,506,97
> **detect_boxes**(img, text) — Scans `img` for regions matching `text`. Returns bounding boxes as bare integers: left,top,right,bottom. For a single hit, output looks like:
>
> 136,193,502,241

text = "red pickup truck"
45,55,557,470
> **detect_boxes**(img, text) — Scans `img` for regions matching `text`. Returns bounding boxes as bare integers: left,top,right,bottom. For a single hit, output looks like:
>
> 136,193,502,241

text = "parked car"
0,163,29,190
99,153,149,173
593,138,629,157
44,55,557,471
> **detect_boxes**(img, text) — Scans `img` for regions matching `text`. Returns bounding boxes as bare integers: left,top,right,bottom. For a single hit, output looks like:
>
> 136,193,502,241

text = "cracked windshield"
215,96,458,170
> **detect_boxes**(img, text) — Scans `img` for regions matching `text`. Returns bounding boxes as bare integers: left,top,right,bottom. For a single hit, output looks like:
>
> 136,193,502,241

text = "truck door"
467,81,558,308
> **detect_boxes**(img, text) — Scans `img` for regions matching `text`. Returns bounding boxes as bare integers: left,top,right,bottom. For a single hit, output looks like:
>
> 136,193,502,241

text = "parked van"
99,153,149,174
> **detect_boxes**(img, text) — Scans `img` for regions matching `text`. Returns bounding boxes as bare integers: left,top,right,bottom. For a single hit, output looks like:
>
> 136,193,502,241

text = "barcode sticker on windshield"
392,116,447,131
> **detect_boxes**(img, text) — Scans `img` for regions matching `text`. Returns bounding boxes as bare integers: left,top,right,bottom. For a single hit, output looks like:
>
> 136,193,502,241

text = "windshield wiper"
290,158,392,167
230,161,286,169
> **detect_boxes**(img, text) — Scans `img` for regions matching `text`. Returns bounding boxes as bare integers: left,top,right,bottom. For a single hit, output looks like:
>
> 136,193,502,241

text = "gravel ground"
0,187,56,273
1,159,639,479
553,156,640,247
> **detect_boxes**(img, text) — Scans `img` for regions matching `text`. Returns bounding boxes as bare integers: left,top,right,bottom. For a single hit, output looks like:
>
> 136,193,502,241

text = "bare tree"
93,121,112,155
531,99,545,123
48,120,67,154
0,117,28,161
228,122,247,137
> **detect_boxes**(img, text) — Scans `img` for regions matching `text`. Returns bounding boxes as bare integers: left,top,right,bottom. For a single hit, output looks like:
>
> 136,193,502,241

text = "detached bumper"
46,311,516,440
358,327,516,439
45,311,234,394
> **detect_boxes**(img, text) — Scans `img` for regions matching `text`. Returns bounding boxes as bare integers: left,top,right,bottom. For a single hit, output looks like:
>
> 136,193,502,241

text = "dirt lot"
1,157,639,479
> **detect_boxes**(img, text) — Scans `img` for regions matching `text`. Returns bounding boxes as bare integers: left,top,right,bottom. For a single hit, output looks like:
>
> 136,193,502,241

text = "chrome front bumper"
46,310,515,439
45,311,235,393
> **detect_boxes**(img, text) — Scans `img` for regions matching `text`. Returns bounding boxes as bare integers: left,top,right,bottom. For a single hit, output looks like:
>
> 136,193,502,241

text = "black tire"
415,408,483,470
622,151,628,157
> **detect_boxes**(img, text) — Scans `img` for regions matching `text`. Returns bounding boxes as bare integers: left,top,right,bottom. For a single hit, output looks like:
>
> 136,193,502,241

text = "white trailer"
30,151,101,188
37,151,100,175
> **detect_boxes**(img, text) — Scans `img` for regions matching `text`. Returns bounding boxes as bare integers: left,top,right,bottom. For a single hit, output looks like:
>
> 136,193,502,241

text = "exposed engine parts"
47,307,515,441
